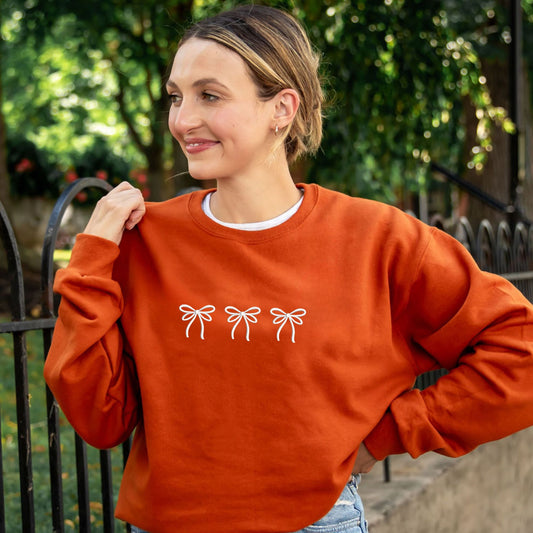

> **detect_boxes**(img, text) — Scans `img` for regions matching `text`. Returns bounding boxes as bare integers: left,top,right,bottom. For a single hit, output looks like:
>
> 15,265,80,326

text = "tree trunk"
518,68,533,220
146,88,173,201
0,115,10,213
0,29,11,214
462,55,511,228
462,0,533,227
146,156,166,201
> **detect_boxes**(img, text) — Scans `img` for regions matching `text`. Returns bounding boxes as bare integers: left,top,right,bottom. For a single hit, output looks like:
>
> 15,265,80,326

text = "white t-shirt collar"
201,190,304,231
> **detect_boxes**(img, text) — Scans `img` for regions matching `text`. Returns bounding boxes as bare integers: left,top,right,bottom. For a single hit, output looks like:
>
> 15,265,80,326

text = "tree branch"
114,69,149,157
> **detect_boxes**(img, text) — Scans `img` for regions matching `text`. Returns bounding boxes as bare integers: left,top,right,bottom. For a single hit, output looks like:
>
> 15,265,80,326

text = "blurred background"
1,0,533,259
1,0,532,222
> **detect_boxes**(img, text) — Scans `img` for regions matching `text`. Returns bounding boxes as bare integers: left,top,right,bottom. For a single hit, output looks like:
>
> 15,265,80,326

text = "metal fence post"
0,200,35,533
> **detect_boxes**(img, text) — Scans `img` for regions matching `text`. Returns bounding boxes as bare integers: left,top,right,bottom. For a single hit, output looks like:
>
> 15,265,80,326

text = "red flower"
76,192,88,202
65,170,78,183
141,188,151,199
136,173,148,185
96,170,108,180
15,158,33,173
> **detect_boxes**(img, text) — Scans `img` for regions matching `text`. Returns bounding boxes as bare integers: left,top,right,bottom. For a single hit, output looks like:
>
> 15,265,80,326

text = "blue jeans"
293,475,368,533
130,475,368,533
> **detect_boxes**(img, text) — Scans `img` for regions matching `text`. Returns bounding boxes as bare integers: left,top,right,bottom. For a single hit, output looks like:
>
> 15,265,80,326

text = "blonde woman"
45,5,533,533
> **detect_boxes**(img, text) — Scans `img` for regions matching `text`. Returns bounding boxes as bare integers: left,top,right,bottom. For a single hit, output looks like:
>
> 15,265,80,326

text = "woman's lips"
184,139,219,154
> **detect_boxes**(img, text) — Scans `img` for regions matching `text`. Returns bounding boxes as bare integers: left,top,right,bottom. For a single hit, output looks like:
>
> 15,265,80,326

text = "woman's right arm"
44,183,146,449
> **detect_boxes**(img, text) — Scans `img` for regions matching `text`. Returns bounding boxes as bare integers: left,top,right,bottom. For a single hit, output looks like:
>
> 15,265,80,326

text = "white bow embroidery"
270,308,307,343
179,304,216,340
225,306,261,341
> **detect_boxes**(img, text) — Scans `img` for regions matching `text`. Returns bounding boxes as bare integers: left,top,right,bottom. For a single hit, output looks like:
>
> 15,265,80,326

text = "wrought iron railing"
1,178,133,532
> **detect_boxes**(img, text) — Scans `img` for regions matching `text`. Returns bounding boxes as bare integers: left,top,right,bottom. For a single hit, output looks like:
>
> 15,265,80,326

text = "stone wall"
360,426,533,533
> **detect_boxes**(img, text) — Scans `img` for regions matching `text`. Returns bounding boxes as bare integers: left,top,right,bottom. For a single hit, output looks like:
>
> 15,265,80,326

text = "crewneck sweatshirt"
44,183,533,533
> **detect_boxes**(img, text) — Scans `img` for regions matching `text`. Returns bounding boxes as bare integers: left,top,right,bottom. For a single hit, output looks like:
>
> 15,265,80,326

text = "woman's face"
167,38,277,182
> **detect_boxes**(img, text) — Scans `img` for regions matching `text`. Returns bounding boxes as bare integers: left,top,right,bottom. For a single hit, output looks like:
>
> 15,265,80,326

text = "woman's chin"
187,166,217,182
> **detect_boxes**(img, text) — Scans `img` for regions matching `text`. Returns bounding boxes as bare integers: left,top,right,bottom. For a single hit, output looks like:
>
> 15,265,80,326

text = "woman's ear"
272,88,300,130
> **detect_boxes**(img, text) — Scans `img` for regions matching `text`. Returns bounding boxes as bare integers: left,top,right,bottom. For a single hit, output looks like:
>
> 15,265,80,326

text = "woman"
44,5,533,533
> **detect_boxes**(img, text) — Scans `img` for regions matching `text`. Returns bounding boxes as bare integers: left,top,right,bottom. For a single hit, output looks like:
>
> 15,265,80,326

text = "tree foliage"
2,0,195,200
296,0,520,203
1,0,532,206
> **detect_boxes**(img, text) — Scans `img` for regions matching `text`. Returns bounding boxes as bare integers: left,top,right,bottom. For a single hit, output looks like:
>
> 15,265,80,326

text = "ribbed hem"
68,233,120,277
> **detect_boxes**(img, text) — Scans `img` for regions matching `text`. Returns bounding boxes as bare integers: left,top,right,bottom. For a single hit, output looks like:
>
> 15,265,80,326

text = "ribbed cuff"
363,411,406,461
66,233,120,277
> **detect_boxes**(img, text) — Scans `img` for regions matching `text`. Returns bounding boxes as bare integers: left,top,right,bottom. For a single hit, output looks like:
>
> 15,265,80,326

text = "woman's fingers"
352,443,377,474
83,182,146,245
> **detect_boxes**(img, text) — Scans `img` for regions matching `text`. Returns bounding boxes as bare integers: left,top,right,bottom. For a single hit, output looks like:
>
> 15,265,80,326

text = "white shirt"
202,190,304,231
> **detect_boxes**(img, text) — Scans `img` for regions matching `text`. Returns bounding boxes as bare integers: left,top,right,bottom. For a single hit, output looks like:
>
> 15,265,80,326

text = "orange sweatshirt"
44,183,533,533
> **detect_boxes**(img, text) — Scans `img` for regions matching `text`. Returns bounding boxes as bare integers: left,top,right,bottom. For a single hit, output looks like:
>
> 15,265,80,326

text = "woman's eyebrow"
166,79,179,90
166,78,230,91
191,77,229,91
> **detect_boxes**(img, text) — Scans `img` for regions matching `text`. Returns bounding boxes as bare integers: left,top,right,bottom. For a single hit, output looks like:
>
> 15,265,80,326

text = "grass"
0,324,126,532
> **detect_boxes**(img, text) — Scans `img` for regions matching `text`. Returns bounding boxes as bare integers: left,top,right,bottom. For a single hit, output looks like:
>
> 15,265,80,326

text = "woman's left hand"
353,443,377,474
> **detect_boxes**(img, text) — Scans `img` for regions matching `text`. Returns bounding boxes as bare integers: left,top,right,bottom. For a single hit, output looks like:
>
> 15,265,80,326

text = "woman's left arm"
365,228,533,461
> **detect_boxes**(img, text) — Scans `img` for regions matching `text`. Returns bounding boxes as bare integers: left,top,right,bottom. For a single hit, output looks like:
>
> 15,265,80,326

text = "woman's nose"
170,99,201,136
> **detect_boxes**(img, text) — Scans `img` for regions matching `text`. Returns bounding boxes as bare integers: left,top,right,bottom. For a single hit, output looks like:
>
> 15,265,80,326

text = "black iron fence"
1,179,532,531
0,178,132,533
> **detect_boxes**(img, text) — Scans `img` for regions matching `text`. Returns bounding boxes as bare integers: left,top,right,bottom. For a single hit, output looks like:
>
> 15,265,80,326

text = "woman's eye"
168,94,182,106
202,92,219,102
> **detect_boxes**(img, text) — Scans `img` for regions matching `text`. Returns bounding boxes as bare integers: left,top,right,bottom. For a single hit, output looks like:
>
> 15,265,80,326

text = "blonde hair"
179,4,323,163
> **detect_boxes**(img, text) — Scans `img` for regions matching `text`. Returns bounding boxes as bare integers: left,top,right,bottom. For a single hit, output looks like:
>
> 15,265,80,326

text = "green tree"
2,0,531,211
3,0,196,201
295,0,516,209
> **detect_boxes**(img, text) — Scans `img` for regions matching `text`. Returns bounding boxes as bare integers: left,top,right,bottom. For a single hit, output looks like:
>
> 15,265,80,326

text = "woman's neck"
209,166,301,225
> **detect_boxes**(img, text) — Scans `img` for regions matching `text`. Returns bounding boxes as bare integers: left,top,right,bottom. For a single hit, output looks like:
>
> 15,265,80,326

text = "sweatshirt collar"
188,183,319,243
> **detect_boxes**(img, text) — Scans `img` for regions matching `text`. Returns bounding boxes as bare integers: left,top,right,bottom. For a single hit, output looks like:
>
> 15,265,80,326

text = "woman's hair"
179,4,323,163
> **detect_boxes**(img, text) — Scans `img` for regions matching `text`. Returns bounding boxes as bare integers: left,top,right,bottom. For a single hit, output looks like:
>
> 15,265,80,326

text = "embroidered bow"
270,308,307,343
225,306,261,341
179,304,216,340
